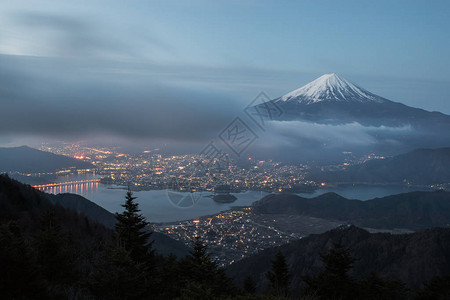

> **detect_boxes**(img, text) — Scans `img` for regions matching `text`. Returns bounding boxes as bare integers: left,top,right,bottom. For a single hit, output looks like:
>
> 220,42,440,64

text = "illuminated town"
151,206,341,266
33,142,438,193
38,143,322,193
28,143,448,195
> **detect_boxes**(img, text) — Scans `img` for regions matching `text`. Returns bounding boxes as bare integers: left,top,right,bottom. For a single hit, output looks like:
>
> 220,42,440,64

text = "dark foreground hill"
0,145,93,173
0,174,236,299
2,174,450,299
253,190,450,231
227,225,450,292
0,174,110,245
48,192,189,257
309,147,450,185
0,175,189,257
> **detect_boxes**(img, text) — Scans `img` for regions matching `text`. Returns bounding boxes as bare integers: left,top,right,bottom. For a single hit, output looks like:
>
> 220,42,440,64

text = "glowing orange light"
32,179,100,189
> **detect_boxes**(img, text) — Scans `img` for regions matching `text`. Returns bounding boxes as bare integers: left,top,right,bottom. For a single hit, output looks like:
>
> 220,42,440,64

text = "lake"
41,174,434,222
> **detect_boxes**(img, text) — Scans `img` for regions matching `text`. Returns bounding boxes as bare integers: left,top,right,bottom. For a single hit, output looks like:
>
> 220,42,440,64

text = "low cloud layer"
245,120,418,162
265,121,413,148
0,55,244,144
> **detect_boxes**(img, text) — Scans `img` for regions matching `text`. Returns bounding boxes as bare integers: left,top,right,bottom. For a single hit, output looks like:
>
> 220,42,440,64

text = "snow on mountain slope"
277,73,387,104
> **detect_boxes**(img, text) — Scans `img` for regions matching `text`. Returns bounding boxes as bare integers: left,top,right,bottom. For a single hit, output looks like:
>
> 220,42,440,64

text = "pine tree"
266,251,290,298
180,236,236,297
114,189,153,262
320,240,356,278
88,244,150,300
190,236,211,265
302,239,358,300
184,236,218,284
89,190,156,298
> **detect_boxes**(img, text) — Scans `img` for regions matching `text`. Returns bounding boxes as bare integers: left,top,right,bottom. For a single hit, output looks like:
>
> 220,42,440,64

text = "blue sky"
0,0,449,146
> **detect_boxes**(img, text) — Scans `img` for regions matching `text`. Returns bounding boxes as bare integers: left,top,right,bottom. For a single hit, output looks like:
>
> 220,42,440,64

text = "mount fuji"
277,73,385,104
269,73,450,129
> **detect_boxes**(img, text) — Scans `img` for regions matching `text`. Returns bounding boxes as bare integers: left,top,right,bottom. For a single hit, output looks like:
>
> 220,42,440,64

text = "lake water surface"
43,174,433,222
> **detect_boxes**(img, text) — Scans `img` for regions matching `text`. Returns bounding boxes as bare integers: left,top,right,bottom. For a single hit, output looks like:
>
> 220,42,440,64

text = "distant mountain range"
0,145,92,173
227,225,450,291
252,190,450,231
269,73,450,129
309,147,450,185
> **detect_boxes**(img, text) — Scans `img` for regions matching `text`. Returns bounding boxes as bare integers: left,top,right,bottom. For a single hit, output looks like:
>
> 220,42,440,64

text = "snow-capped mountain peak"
278,73,386,104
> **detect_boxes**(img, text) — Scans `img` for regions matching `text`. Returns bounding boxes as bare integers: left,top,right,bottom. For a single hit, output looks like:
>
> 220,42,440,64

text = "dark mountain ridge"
0,174,189,257
310,147,450,185
253,190,450,231
0,145,92,173
0,173,110,252
274,98,450,129
48,193,117,228
227,225,450,291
